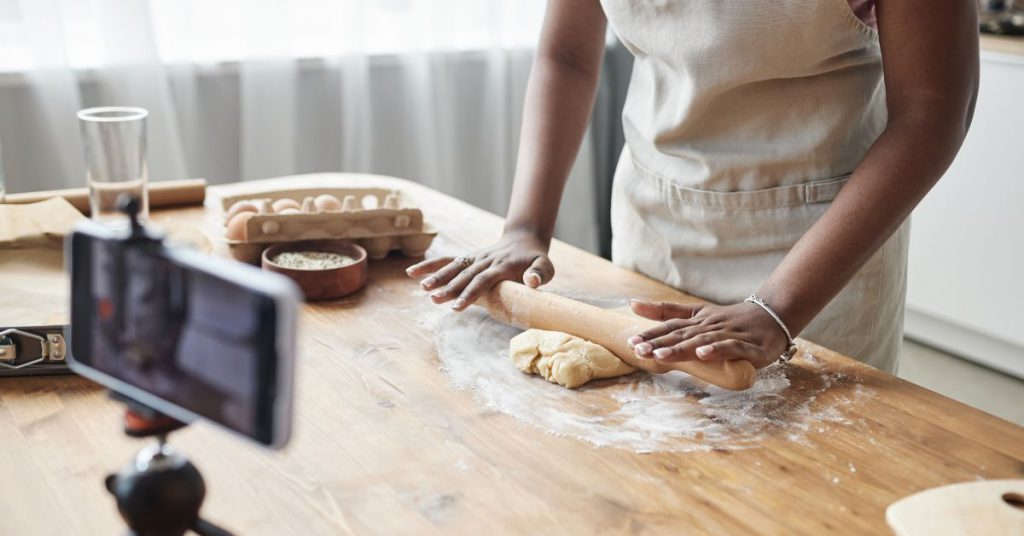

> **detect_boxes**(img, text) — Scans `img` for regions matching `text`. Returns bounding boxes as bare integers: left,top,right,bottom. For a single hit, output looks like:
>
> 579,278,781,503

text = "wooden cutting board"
887,480,1024,536
0,198,85,327
0,198,211,328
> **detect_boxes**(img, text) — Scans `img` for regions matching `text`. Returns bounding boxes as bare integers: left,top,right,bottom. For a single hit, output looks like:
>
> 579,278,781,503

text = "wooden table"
2,174,1022,535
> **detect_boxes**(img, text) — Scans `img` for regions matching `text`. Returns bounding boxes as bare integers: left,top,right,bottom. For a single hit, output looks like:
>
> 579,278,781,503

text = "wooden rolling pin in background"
481,281,758,391
1,178,207,215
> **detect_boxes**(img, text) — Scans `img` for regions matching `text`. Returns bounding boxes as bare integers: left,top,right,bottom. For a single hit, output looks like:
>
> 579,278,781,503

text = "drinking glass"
77,107,149,224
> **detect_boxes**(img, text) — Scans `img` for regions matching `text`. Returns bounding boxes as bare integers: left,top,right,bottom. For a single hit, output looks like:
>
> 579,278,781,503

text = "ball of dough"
509,329,635,389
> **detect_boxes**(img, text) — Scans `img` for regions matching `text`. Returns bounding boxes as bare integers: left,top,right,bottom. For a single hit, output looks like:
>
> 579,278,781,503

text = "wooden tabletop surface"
2,173,1022,535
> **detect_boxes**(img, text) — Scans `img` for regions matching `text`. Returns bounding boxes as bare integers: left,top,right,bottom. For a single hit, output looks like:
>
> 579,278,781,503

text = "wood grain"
1,173,1022,535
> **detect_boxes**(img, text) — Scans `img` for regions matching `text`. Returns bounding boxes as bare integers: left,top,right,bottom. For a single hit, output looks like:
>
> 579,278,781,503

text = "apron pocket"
612,150,857,303
643,171,852,257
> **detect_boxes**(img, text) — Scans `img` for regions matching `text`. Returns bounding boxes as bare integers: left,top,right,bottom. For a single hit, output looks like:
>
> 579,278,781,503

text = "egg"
224,200,259,223
225,211,255,241
272,198,301,213
314,194,343,212
278,207,300,215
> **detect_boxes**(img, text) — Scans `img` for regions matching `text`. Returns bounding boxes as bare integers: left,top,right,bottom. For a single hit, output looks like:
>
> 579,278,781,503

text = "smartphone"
67,221,301,448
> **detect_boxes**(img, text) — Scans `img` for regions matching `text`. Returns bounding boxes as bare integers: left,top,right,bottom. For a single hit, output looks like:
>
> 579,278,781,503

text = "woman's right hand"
405,228,555,312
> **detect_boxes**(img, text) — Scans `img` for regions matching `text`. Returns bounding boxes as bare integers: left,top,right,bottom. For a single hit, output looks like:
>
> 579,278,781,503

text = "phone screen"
69,226,295,446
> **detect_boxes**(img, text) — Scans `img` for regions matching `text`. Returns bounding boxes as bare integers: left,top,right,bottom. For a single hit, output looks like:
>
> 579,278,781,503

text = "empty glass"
78,107,149,224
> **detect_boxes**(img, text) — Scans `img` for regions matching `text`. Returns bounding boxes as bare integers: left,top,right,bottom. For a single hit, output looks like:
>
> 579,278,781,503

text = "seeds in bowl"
271,251,356,270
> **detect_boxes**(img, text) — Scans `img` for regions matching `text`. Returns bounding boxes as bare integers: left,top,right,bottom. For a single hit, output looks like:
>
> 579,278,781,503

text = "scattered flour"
433,304,861,453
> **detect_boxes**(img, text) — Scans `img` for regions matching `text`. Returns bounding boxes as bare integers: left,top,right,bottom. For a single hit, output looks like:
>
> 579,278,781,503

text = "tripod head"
105,395,232,536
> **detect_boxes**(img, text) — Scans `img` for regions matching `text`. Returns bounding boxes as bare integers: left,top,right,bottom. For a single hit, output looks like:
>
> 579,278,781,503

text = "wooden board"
1,173,1023,535
887,479,1024,536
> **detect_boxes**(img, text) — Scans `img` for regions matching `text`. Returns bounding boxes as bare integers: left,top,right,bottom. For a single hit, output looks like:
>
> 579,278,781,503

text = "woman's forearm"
504,0,607,245
755,0,979,336
757,117,970,334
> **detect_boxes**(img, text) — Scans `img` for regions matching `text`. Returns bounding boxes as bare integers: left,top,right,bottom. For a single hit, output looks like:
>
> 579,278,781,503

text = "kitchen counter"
981,34,1024,57
1,173,1022,535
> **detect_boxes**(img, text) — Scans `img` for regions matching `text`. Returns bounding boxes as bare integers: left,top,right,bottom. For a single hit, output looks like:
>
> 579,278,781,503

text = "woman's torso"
600,0,886,192
602,1,906,372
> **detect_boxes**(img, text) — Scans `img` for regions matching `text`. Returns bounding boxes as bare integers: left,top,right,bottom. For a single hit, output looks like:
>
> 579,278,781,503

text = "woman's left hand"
626,300,789,369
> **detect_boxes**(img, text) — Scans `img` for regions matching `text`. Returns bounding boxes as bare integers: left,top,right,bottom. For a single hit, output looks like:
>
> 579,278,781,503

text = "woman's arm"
630,0,980,367
757,0,979,334
407,0,607,310
504,0,608,245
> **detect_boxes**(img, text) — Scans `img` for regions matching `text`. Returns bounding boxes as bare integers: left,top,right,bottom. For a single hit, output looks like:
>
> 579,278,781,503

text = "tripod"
105,394,233,536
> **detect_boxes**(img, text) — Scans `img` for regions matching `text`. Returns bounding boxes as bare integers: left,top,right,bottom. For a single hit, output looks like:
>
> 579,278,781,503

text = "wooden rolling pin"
481,281,758,391
2,178,207,215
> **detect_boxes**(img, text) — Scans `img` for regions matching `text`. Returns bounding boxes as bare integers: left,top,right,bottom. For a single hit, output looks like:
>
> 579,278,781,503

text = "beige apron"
602,0,909,372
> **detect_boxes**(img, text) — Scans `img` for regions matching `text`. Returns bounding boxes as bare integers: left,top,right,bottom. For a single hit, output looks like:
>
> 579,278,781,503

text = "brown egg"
314,194,343,212
278,207,300,215
224,200,259,223
272,198,301,213
225,211,255,241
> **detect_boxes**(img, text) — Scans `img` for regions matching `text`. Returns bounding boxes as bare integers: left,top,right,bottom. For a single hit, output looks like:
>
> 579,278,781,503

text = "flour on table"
433,301,863,453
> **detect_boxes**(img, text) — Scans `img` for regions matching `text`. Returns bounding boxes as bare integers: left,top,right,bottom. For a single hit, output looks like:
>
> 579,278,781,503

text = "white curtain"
0,0,600,252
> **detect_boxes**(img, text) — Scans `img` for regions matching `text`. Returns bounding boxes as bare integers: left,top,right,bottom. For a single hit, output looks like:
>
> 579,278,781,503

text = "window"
0,0,545,72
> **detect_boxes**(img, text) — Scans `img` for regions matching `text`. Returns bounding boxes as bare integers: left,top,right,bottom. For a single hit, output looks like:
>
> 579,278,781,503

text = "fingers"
628,318,701,354
431,260,491,307
626,301,773,366
418,256,475,291
633,323,701,356
630,299,703,321
523,255,554,288
453,268,507,311
410,248,556,312
693,339,770,365
646,332,727,363
406,257,453,279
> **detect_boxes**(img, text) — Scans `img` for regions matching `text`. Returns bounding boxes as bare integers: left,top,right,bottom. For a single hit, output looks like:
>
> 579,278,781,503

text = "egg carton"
221,187,438,264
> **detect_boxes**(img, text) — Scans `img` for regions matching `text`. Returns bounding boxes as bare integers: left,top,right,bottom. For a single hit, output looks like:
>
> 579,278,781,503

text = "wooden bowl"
261,241,368,300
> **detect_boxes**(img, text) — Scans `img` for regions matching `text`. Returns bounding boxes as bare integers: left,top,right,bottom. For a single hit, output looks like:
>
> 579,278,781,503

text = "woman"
407,0,979,373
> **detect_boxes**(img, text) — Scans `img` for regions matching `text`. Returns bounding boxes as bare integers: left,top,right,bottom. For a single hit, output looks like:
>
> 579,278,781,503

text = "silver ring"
455,255,474,269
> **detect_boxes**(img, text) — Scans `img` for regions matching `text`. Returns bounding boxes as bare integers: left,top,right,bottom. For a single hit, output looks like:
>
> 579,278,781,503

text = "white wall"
906,50,1024,378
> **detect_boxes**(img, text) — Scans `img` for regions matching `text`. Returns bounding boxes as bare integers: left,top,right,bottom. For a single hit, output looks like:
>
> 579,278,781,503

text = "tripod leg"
192,518,234,536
